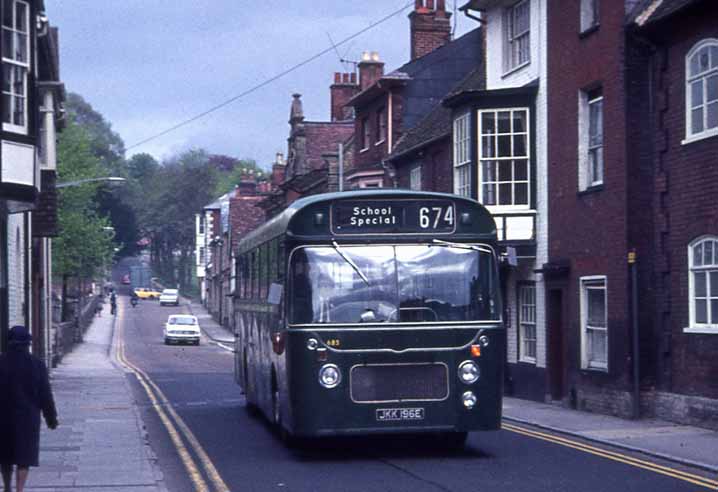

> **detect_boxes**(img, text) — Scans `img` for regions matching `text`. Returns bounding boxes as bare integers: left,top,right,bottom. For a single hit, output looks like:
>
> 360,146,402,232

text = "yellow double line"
503,422,718,490
115,301,230,492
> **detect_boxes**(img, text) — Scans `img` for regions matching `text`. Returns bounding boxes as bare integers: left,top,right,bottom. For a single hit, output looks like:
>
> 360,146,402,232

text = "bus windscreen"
289,244,501,325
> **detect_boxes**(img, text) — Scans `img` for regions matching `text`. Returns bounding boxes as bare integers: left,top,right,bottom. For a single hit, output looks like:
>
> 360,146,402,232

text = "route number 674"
419,206,454,229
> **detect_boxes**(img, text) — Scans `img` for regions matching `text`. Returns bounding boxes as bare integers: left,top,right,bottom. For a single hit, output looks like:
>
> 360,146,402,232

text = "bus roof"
236,190,497,254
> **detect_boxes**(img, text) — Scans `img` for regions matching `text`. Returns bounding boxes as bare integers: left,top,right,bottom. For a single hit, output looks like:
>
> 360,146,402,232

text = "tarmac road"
114,265,714,492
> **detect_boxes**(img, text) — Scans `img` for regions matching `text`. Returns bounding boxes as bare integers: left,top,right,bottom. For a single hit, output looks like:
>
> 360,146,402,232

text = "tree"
65,93,140,255
54,118,117,320
211,156,266,196
140,149,219,290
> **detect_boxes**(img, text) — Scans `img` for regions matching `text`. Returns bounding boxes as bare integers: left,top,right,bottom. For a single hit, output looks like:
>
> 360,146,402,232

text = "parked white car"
164,315,200,345
159,288,180,306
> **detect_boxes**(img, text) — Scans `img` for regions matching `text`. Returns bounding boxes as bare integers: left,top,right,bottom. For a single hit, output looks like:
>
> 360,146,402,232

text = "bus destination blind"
332,200,455,235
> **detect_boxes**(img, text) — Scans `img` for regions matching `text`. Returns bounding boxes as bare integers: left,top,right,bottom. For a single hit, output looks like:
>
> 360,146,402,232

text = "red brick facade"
546,0,638,416
635,2,718,407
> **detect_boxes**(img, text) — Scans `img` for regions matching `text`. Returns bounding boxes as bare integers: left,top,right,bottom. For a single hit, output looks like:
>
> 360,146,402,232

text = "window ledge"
683,326,718,334
375,139,385,147
501,61,531,79
681,129,718,146
577,184,604,196
518,357,537,365
2,123,29,135
581,365,608,373
359,147,369,154
579,24,600,39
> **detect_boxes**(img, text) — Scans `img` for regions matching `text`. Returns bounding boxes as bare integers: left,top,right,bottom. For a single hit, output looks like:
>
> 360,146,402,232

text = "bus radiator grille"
350,364,448,403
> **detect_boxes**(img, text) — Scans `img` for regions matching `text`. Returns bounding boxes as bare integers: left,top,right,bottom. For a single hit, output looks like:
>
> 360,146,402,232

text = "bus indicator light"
317,347,328,361
470,344,481,357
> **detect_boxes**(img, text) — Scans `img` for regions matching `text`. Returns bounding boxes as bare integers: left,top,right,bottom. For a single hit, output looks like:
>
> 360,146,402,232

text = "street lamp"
56,177,126,188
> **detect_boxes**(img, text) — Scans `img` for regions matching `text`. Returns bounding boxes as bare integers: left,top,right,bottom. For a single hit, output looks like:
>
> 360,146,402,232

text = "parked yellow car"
133,287,161,300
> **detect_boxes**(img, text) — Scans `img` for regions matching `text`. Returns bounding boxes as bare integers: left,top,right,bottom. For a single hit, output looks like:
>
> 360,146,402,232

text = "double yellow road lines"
115,302,229,492
503,422,718,490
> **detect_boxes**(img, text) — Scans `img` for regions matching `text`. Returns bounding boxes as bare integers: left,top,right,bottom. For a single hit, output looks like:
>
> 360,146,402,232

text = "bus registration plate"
376,408,425,422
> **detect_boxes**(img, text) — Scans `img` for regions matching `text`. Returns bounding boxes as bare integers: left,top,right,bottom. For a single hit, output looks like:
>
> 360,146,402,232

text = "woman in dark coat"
0,326,58,492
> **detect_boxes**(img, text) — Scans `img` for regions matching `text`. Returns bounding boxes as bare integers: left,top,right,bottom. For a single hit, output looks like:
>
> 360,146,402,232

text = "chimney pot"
342,73,350,83
427,0,435,9
361,51,371,62
350,72,357,84
334,72,341,84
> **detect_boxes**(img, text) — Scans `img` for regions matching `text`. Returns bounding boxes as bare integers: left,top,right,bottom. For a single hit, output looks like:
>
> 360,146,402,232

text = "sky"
47,1,475,170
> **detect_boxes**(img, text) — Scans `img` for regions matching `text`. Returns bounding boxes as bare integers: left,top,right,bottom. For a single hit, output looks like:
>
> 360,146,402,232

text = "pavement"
21,297,717,491
25,310,166,492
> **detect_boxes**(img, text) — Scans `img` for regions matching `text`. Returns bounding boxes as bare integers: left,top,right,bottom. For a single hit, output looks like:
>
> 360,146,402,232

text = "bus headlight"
462,391,477,409
318,364,342,388
458,360,480,384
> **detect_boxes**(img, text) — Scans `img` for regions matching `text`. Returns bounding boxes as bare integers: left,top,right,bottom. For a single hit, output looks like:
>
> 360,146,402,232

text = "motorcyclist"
130,291,139,308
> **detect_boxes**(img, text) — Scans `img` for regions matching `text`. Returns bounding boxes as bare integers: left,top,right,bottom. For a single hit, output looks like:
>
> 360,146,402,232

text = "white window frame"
503,0,531,74
683,39,718,144
359,179,382,189
409,165,422,191
518,283,537,363
580,276,608,371
360,117,370,151
578,89,603,190
686,236,718,334
453,112,471,197
375,107,386,145
478,107,531,211
580,0,600,33
2,0,30,134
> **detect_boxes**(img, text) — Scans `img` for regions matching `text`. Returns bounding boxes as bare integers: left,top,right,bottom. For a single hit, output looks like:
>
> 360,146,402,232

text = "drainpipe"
628,249,640,419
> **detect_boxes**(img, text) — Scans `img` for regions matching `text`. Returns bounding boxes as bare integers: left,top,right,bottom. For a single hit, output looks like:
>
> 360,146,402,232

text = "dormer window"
2,0,29,133
503,0,530,73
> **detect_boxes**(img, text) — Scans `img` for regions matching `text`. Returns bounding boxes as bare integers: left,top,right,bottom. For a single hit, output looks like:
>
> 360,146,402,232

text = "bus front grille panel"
350,364,448,403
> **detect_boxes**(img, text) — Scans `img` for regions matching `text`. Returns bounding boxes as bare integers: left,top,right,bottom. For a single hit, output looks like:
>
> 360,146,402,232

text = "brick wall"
547,0,634,397
645,5,718,400
393,138,451,193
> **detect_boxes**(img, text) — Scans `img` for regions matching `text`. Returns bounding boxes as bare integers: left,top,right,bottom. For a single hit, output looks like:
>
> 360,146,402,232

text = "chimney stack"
271,152,286,188
330,71,360,121
358,51,384,91
409,0,452,61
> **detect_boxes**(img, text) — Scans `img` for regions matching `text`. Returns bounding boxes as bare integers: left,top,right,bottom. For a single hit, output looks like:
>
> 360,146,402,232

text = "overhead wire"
126,1,415,152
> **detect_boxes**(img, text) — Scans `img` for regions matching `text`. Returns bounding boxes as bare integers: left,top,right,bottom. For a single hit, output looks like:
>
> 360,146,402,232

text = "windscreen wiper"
332,241,370,286
432,238,493,254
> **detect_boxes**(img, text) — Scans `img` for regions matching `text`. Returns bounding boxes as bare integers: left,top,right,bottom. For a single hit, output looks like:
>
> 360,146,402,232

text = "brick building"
628,0,718,427
258,81,356,217
545,0,640,417
541,0,717,427
346,1,482,190
203,179,267,331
